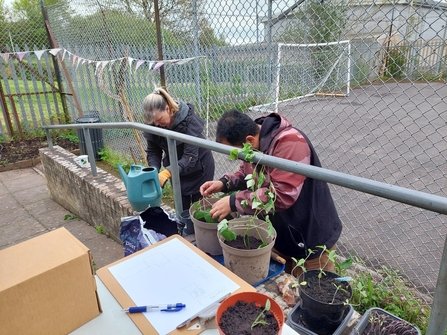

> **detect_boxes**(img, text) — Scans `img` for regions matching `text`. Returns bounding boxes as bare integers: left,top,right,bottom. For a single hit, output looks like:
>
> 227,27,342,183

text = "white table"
70,276,300,335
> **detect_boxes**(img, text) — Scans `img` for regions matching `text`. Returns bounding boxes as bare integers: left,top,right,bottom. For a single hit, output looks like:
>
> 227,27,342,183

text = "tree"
67,8,183,49
199,26,226,47
278,1,348,44
3,0,61,49
120,0,223,46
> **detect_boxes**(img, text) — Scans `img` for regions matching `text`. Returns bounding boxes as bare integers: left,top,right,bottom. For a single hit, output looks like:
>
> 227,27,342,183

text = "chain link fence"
1,0,446,301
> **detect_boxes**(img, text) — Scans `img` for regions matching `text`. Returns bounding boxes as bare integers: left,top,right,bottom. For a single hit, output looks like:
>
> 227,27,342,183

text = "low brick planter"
39,146,136,244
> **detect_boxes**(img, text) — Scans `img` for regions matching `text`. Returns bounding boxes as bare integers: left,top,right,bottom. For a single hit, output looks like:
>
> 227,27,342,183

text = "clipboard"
96,234,255,335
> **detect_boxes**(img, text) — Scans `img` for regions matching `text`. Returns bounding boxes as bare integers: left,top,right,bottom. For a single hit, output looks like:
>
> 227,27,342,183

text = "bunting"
0,47,204,74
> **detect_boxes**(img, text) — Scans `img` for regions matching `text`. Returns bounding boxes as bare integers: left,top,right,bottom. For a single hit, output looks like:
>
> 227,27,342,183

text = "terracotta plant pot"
297,270,352,335
218,217,276,285
189,198,237,256
350,307,421,335
216,291,284,335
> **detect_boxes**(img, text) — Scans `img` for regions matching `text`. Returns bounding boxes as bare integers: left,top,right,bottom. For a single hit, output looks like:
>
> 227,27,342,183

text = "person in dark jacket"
200,109,342,276
142,87,215,213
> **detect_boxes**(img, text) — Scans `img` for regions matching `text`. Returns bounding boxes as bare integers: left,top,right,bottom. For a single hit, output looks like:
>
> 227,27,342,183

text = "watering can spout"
117,164,128,188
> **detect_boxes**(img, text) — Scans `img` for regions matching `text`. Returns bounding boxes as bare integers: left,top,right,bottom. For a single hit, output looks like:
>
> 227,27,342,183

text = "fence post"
426,235,447,335
166,138,183,216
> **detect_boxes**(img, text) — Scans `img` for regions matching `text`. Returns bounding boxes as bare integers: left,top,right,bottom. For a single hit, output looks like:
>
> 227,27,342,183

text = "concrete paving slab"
24,198,67,215
14,184,51,204
0,207,32,227
0,193,20,212
0,216,46,249
0,165,125,273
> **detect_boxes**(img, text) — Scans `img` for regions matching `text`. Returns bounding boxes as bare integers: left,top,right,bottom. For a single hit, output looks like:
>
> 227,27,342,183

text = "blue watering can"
117,164,163,212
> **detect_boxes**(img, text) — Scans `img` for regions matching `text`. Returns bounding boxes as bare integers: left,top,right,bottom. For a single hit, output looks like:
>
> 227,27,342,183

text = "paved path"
0,164,124,270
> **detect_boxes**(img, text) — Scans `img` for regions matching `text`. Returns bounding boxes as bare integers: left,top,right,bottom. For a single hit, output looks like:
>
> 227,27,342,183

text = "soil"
0,136,79,165
299,271,351,304
362,309,419,335
218,300,280,335
225,235,264,249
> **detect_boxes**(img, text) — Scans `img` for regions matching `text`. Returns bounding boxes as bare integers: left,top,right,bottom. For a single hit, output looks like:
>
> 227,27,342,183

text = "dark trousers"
181,192,202,214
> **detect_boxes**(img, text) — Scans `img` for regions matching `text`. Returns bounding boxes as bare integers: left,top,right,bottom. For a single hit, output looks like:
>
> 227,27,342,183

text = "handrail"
42,122,447,335
43,122,447,215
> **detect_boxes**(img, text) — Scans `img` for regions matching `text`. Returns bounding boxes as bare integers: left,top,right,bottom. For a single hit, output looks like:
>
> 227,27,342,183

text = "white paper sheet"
109,237,240,335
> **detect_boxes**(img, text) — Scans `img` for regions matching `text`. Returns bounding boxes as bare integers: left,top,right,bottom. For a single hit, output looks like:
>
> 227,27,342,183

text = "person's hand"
210,196,232,221
158,169,171,188
200,181,224,197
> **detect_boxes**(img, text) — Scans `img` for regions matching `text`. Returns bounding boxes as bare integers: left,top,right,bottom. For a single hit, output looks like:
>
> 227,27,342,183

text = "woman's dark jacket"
144,102,215,196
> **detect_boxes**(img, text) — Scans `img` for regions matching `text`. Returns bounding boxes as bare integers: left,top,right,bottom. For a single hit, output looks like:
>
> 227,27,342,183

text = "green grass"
348,263,433,334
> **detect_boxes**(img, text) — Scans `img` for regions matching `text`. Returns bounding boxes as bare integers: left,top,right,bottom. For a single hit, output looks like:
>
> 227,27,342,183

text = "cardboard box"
0,227,101,335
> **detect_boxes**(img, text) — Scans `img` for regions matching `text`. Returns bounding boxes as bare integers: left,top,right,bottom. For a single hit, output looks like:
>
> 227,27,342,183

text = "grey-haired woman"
142,87,215,213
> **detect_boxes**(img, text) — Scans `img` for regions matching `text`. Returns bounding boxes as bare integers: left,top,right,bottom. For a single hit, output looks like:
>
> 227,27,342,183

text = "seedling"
192,199,220,223
362,310,419,335
218,143,276,249
251,299,271,329
292,246,353,304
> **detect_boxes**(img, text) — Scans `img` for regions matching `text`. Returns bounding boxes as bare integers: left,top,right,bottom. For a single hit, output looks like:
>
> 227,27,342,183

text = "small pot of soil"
216,291,284,335
190,197,238,255
297,270,352,335
218,218,276,285
287,301,354,335
350,307,421,335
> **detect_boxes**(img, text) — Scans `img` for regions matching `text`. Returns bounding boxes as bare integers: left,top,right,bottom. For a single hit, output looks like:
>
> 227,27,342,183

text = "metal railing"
42,122,447,334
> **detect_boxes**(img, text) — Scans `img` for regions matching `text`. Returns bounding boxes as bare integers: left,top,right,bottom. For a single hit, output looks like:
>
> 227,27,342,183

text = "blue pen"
123,303,186,313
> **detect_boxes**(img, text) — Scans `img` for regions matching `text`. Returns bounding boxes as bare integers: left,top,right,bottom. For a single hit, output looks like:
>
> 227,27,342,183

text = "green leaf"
252,199,262,209
265,299,271,311
267,223,275,237
246,179,255,189
217,219,229,231
217,218,239,238
337,257,353,270
257,171,266,186
220,228,237,241
230,148,239,160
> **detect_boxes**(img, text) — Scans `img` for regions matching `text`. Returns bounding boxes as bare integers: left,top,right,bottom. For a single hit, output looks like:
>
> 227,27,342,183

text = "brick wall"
39,146,136,243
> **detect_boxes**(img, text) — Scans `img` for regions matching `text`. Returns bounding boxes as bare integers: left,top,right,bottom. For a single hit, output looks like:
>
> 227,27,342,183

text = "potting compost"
219,300,280,335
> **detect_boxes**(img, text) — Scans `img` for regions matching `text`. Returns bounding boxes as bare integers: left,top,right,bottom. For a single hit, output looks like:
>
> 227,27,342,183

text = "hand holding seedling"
209,196,232,222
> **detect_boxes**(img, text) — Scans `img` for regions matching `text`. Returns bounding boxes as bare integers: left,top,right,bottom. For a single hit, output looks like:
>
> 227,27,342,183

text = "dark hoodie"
221,113,342,259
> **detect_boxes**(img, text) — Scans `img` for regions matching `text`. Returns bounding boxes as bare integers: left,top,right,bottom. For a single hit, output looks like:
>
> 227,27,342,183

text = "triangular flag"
101,60,109,69
135,60,144,71
49,48,61,56
95,61,102,75
127,57,134,73
108,60,116,71
62,49,68,61
72,54,78,65
16,52,28,61
34,50,45,60
76,57,83,70
147,62,154,70
152,61,164,72
0,53,9,62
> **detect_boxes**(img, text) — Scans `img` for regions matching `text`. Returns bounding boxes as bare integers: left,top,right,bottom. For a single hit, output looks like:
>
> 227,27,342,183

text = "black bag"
120,207,179,257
